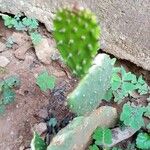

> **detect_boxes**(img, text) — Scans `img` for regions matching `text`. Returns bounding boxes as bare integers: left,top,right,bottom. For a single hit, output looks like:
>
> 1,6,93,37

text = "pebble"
32,122,47,135
0,56,10,67
34,38,57,64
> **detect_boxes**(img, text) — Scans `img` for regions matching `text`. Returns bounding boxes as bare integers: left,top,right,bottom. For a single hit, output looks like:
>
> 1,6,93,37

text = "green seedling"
0,75,20,115
30,32,42,45
36,71,56,92
136,132,150,149
120,102,146,130
92,127,112,147
103,66,150,103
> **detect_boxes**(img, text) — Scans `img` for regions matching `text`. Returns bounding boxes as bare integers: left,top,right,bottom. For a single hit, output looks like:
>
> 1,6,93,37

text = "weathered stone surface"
32,122,47,135
0,42,6,52
0,0,149,70
34,38,56,64
47,106,117,150
14,41,32,60
0,56,10,67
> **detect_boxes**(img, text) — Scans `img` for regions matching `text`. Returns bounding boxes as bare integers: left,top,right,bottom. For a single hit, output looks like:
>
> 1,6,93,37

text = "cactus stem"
56,16,62,21
69,39,74,44
77,51,81,56
67,19,71,24
59,28,66,33
77,18,81,23
81,36,86,40
87,44,92,50
84,23,88,28
58,40,63,45
76,65,81,71
73,27,78,32
82,60,86,65
68,53,73,58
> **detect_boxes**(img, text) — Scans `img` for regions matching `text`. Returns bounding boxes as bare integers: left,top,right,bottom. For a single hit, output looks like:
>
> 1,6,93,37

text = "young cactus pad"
67,54,113,116
53,8,100,77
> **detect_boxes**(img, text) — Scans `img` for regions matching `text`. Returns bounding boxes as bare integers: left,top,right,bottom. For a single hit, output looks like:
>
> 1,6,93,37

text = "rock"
0,56,10,67
23,55,34,68
0,0,149,70
47,106,117,150
34,38,55,64
0,42,6,52
32,122,47,135
38,108,48,119
108,127,137,147
14,41,32,60
12,32,29,45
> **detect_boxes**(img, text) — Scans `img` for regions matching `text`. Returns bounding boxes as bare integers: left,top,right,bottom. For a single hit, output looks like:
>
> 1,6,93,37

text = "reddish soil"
0,20,76,150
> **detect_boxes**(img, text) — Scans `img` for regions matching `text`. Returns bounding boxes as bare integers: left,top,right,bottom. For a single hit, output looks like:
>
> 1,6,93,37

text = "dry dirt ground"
0,18,150,150
0,19,77,150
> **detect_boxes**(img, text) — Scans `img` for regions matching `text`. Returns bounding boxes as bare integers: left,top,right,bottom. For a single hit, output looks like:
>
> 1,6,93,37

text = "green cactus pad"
53,8,100,77
67,54,113,116
31,132,47,150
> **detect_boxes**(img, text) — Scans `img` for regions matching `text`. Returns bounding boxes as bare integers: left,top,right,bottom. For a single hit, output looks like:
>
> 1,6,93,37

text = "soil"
0,17,150,150
0,19,76,150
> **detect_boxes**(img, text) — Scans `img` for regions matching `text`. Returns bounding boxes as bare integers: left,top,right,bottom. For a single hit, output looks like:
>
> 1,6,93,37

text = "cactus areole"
53,7,100,77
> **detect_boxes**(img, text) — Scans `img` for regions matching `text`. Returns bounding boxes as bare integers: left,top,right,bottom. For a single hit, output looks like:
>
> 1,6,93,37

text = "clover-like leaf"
31,132,47,150
2,14,15,28
136,132,150,149
120,102,146,130
144,105,150,119
30,32,42,45
92,127,112,146
121,82,136,94
4,75,20,88
36,71,56,92
89,144,99,150
22,17,39,30
138,76,146,84
103,88,113,101
2,86,15,105
111,73,121,91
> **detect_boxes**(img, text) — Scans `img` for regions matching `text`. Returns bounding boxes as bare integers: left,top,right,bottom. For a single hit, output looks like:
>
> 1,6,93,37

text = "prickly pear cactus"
67,54,113,116
31,132,47,150
47,106,117,150
53,7,100,77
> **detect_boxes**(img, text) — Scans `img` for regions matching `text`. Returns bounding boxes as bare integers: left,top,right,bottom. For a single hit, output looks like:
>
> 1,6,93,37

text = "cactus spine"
53,7,100,77
67,54,113,116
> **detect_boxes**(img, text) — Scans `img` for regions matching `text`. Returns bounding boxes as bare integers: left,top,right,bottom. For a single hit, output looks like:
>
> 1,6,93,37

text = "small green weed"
136,132,150,149
30,32,42,45
1,13,42,45
120,102,146,130
0,75,20,115
89,127,112,149
103,66,150,103
36,71,56,92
